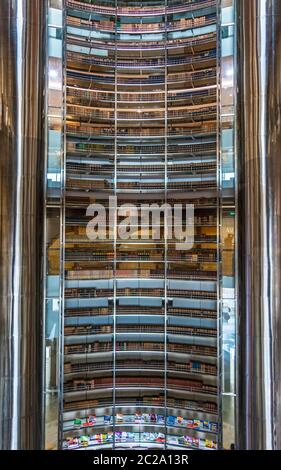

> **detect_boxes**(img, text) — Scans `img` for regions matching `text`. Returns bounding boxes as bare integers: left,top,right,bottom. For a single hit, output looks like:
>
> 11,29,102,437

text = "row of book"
67,14,214,33
66,0,216,17
64,376,217,395
63,395,217,413
64,359,217,375
66,179,217,191
63,432,217,450
64,325,217,337
65,252,217,261
65,306,217,318
65,196,218,208
64,341,217,356
64,287,217,299
65,413,218,433
66,162,216,174
66,269,217,281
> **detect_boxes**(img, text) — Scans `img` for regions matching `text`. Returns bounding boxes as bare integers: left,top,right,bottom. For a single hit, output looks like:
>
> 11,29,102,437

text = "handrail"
66,31,216,51
66,49,216,68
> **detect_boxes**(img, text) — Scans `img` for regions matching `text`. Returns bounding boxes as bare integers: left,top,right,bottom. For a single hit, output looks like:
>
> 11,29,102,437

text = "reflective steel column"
237,0,281,450
0,0,46,449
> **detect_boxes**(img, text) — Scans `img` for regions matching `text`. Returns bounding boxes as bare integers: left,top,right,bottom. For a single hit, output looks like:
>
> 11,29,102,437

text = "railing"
64,342,113,355
64,341,217,357
65,124,217,138
63,396,217,414
64,306,217,318
66,162,216,175
66,31,216,51
65,308,112,317
64,325,216,337
63,376,217,395
65,269,217,282
66,104,216,122
64,215,217,225
66,0,217,17
63,0,220,450
66,67,216,86
64,359,217,375
64,287,217,299
66,49,216,69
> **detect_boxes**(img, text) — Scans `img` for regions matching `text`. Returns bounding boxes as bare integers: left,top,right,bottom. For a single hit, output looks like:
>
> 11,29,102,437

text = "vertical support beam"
0,0,46,449
237,0,281,450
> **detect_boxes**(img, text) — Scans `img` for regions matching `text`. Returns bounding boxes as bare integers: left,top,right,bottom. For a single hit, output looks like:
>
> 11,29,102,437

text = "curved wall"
62,0,219,450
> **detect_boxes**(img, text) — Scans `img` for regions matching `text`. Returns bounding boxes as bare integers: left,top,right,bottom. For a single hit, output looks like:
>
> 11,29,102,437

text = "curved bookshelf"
62,0,219,451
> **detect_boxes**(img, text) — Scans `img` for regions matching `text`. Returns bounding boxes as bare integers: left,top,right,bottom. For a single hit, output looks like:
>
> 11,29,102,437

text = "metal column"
0,0,46,450
237,0,281,450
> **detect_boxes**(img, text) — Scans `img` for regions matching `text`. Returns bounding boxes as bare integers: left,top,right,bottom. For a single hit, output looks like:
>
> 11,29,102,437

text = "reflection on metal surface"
0,0,46,449
237,0,281,450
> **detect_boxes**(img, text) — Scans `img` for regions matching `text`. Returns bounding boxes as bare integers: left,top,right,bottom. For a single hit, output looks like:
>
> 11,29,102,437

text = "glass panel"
222,395,236,449
220,0,237,449
49,7,63,27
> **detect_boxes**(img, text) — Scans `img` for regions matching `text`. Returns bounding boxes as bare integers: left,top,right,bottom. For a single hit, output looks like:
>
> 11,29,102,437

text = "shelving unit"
61,0,220,451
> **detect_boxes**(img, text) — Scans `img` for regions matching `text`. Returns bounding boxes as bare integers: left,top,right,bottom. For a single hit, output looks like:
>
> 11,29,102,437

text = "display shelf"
62,412,218,435
62,430,217,451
